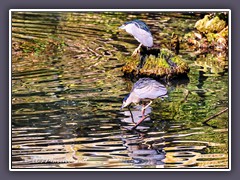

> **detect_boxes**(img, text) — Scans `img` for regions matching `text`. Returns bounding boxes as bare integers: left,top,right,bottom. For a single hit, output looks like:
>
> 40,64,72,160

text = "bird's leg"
132,43,142,57
128,106,135,123
141,106,146,117
132,115,149,130
142,101,152,111
131,102,152,130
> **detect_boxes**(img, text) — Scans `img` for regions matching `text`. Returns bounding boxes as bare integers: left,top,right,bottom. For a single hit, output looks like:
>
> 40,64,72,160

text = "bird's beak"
120,102,127,111
119,25,125,29
120,104,124,111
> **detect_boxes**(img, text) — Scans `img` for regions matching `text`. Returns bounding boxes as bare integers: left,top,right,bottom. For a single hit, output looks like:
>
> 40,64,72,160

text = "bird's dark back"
125,19,151,34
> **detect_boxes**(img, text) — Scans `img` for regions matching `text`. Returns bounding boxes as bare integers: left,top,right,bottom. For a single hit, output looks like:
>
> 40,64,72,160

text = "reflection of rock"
194,53,228,74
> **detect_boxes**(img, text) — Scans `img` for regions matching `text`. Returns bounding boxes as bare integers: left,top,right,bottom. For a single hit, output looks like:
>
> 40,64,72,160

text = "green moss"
206,32,216,43
121,48,190,79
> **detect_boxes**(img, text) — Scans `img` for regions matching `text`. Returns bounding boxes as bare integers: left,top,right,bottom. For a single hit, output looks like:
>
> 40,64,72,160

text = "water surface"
11,11,229,169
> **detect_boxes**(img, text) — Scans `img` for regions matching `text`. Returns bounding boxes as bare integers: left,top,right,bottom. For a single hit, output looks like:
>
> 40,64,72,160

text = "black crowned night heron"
121,78,168,129
119,19,153,57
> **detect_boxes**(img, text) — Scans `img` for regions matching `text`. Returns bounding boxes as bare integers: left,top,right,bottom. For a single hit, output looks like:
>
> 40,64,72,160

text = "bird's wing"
132,27,153,47
132,79,168,100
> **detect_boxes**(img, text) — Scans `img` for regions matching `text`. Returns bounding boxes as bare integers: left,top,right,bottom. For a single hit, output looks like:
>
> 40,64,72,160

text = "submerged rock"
121,47,190,79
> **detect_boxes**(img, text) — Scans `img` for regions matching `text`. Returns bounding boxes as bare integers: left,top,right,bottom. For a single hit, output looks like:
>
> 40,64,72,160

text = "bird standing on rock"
119,19,153,57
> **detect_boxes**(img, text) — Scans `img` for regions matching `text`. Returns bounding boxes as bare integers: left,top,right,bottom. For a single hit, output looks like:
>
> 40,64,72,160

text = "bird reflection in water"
122,129,166,168
121,78,168,129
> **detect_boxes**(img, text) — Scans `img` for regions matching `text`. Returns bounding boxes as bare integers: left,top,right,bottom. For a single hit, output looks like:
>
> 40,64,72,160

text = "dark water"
11,11,229,169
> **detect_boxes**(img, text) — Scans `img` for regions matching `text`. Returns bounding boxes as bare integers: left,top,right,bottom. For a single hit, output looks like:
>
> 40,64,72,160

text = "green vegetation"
12,35,66,57
122,48,190,79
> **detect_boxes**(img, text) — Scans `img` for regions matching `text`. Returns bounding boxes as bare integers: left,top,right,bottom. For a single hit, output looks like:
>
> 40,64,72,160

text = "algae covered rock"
184,13,228,52
121,48,190,79
195,15,226,34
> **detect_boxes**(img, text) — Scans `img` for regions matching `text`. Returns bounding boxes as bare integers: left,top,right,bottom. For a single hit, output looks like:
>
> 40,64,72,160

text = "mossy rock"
195,15,226,34
121,48,190,79
183,13,228,51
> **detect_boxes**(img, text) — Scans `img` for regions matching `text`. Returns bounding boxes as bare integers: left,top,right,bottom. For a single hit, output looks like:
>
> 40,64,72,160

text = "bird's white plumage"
123,23,153,47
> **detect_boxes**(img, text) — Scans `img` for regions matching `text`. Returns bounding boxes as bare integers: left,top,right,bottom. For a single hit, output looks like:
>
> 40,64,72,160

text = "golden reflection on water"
11,12,229,169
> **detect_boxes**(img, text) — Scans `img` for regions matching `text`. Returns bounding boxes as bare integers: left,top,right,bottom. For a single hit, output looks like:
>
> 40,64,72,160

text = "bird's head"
120,94,131,110
119,24,126,30
119,20,138,34
119,20,134,29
